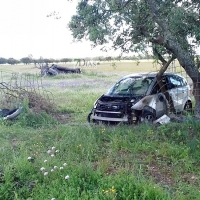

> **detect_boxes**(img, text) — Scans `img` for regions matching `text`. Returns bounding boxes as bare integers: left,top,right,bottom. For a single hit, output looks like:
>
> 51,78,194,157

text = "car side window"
167,75,182,89
181,78,187,86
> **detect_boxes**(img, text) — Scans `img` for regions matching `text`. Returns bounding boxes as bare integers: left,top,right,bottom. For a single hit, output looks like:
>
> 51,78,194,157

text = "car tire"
141,111,155,123
184,101,192,112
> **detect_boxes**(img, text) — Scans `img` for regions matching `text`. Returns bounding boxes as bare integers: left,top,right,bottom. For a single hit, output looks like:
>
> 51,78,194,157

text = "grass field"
0,61,199,200
0,59,181,73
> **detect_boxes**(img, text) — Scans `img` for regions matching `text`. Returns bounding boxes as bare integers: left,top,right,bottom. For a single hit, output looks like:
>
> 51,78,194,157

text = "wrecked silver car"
87,73,192,124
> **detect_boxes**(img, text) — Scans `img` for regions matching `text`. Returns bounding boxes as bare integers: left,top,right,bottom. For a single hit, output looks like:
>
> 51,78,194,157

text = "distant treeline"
0,55,154,65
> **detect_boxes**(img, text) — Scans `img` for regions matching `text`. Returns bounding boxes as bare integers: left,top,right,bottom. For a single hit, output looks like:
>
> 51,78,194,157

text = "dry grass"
0,59,182,74
25,91,56,114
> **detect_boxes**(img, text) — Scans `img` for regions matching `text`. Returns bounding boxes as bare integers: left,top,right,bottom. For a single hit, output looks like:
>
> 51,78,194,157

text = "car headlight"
131,97,136,103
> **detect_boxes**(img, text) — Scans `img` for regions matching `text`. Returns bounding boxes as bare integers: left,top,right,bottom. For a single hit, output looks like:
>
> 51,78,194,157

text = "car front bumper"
89,109,138,123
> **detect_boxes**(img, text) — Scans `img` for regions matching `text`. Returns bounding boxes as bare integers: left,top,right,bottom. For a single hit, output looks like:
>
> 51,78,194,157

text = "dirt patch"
135,153,175,187
146,163,174,186
181,173,199,185
42,78,115,89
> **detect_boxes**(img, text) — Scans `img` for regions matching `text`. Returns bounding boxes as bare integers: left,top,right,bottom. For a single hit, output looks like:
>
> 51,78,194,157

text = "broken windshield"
106,76,154,96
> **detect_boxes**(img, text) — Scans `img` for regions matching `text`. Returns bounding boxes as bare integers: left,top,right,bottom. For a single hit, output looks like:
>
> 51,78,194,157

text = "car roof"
122,72,181,79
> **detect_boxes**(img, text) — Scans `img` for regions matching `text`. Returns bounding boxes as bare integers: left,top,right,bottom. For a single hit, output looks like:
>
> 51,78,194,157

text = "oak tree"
69,0,200,115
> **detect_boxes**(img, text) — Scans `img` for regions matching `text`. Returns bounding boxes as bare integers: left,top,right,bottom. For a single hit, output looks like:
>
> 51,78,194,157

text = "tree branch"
156,56,176,113
156,56,176,78
104,0,133,12
146,0,199,81
153,46,167,65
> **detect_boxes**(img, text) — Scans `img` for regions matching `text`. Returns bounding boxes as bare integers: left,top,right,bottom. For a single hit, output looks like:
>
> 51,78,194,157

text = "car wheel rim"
144,114,154,122
184,102,192,111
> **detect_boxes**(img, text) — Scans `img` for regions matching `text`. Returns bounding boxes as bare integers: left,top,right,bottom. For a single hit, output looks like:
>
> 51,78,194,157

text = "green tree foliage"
60,58,73,63
7,58,19,65
0,57,7,64
43,58,53,64
20,57,32,65
69,0,200,114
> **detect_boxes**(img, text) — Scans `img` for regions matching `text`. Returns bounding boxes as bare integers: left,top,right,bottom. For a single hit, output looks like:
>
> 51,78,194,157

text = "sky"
0,0,120,60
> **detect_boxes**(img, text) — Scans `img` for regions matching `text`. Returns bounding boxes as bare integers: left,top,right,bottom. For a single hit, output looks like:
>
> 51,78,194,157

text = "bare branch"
153,46,167,65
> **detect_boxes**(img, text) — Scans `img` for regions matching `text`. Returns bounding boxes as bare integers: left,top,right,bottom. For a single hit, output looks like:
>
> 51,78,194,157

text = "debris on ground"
153,114,170,125
0,107,23,120
36,63,81,77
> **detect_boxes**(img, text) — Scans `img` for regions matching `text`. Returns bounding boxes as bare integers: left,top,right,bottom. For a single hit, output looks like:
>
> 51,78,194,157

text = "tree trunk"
163,35,200,116
156,57,176,113
146,0,200,115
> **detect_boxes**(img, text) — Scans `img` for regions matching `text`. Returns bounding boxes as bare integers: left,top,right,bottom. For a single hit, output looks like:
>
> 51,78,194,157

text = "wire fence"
0,71,55,113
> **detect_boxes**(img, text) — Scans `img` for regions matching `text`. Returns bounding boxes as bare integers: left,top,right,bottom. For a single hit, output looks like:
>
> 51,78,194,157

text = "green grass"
0,61,199,200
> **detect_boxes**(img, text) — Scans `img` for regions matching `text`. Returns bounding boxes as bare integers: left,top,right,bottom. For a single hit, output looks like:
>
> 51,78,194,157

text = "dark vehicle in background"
87,73,192,124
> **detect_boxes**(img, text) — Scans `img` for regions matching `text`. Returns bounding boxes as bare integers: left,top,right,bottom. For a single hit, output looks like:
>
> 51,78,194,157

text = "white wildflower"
27,156,32,160
51,154,54,157
55,150,59,153
51,198,56,200
54,166,58,169
47,150,51,154
60,167,64,170
51,169,54,172
63,163,67,167
40,167,45,171
44,160,48,163
65,175,70,180
52,146,56,150
44,172,48,176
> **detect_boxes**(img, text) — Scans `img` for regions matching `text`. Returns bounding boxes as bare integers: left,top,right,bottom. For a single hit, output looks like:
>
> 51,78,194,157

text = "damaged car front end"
87,73,192,124
88,95,136,124
87,74,155,124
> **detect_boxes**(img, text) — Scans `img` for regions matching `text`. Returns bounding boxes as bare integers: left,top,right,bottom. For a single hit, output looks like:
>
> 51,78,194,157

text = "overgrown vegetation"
0,64,199,199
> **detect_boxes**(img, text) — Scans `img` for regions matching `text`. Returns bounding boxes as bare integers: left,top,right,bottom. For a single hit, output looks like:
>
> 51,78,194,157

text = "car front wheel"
141,112,155,123
184,101,192,112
